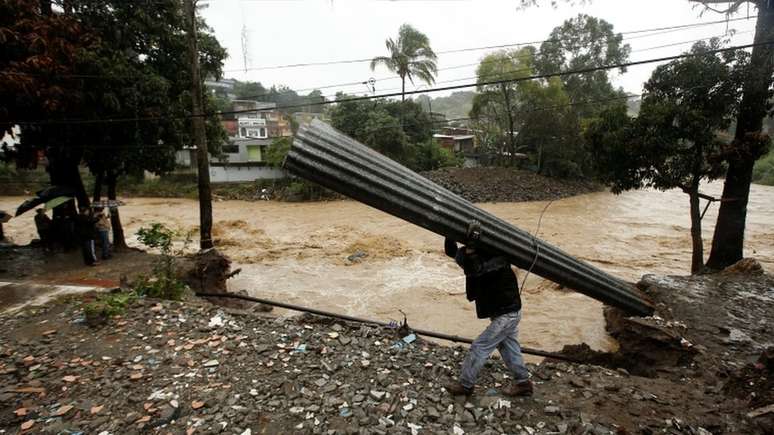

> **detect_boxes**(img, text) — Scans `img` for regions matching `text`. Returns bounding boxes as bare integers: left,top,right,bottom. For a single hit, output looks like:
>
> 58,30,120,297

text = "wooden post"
184,0,214,250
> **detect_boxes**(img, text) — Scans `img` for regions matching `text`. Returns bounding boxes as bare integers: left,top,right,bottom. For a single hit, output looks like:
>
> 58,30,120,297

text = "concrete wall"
209,165,286,183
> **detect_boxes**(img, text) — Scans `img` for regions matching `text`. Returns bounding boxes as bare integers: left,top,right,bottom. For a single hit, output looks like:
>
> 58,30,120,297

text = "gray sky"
200,0,755,100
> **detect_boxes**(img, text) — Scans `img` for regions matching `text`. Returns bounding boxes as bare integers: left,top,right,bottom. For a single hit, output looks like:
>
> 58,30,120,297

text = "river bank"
0,167,599,203
0,263,772,434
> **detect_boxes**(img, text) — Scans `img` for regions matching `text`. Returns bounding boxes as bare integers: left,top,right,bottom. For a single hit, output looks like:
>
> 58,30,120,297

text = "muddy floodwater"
2,182,772,353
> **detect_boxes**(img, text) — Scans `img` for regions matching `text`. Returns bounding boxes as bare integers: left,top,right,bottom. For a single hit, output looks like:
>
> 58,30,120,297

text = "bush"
266,137,292,168
409,140,462,171
82,291,138,326
135,223,190,300
752,152,774,186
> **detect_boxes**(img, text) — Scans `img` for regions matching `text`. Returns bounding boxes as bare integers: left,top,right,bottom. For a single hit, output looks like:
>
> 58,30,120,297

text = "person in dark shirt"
444,221,533,397
75,208,98,266
34,209,53,251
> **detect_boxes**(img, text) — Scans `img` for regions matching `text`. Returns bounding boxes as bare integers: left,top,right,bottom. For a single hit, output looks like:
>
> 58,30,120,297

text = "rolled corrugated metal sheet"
284,120,654,316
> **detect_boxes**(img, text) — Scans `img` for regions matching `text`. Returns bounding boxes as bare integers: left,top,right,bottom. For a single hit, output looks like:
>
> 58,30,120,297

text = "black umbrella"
15,185,77,217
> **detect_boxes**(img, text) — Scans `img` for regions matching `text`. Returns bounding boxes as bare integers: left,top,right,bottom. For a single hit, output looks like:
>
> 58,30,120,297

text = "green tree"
517,77,583,177
265,136,292,168
535,14,630,119
370,24,438,102
470,48,535,166
1,0,228,249
690,1,774,269
329,96,450,171
233,80,268,100
470,47,583,173
586,41,748,273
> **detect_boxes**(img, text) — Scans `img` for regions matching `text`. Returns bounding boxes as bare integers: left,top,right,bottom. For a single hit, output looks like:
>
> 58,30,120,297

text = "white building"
174,101,290,183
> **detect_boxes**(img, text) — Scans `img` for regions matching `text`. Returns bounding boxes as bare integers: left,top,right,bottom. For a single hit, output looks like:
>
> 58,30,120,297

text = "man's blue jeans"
460,310,529,388
98,230,110,259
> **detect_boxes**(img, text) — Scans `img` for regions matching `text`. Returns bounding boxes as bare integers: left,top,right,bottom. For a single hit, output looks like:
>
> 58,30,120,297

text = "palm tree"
370,24,438,102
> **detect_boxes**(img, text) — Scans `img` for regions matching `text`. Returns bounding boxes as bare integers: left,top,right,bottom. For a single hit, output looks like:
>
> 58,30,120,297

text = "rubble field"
1,261,772,435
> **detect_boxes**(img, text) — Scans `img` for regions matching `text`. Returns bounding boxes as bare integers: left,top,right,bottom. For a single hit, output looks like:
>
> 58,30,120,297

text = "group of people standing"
34,207,113,266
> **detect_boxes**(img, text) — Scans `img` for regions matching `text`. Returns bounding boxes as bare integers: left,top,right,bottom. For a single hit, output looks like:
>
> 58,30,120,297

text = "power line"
230,26,755,102
222,15,757,73
220,31,756,107
13,40,766,126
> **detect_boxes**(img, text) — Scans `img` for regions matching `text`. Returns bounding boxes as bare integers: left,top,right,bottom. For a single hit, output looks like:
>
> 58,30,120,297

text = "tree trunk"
46,146,87,250
107,171,127,250
185,0,214,251
93,171,103,202
688,186,704,274
706,2,774,269
401,77,405,103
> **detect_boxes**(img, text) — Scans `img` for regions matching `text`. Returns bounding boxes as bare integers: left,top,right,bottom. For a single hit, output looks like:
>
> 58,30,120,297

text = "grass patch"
82,291,138,327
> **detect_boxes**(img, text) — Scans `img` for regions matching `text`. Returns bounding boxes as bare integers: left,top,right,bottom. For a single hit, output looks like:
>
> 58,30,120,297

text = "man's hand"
466,220,482,248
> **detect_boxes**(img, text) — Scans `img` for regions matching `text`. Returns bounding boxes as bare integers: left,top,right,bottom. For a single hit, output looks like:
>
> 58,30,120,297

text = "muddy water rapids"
1,182,772,353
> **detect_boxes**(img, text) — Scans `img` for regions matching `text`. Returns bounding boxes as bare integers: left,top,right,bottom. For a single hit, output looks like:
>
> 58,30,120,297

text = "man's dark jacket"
445,238,521,319
75,214,97,241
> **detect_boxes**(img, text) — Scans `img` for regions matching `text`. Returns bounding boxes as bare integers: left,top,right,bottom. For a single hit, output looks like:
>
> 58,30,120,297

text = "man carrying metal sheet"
444,221,533,397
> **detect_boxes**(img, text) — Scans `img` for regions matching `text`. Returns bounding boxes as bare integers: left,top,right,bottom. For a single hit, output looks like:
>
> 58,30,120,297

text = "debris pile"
420,168,600,203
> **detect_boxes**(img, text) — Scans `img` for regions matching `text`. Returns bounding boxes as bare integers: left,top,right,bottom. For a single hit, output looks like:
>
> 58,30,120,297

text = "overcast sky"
199,0,755,100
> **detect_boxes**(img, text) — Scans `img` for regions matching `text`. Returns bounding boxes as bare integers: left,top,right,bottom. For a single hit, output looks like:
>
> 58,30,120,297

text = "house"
175,100,291,183
433,126,476,154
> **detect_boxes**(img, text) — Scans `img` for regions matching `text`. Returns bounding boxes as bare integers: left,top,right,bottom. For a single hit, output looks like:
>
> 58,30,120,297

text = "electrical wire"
12,39,763,126
520,200,553,292
225,23,756,100
222,15,758,73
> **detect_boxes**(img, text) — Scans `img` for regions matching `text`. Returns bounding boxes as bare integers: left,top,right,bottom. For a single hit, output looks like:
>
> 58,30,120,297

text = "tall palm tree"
370,24,438,102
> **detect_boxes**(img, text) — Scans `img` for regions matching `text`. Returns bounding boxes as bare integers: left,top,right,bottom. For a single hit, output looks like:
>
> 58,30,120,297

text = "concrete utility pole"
184,0,214,250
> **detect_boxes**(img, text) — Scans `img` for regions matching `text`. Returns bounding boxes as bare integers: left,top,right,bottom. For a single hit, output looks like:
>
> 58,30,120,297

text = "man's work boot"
444,380,473,396
502,379,534,397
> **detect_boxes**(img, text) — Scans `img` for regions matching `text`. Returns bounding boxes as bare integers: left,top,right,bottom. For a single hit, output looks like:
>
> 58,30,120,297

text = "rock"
370,390,386,401
544,405,560,415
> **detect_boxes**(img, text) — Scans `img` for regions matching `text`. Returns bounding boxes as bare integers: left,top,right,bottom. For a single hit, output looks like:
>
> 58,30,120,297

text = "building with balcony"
175,100,292,183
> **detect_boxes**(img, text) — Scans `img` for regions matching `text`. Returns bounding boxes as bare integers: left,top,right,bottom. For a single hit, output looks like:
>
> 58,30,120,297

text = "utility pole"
184,0,214,250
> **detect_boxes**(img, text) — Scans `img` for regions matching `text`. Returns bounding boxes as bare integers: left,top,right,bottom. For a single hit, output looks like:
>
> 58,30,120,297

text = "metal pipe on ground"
283,120,654,316
195,292,581,363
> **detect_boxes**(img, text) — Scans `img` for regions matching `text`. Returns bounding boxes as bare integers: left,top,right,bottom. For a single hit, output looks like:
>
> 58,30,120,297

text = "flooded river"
1,182,772,353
